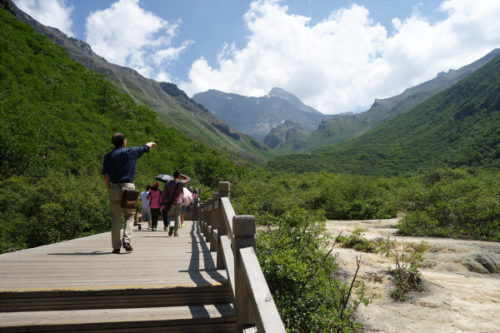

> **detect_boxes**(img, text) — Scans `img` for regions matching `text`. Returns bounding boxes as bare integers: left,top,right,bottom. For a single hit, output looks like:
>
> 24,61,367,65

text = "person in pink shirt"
148,181,162,231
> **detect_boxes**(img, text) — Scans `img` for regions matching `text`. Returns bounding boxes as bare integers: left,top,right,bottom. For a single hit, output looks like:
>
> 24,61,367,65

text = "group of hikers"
139,176,199,234
102,132,198,254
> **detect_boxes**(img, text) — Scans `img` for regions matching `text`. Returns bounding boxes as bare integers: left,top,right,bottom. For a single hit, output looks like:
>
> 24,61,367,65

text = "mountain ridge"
272,48,500,154
192,88,326,140
268,52,500,176
268,87,322,115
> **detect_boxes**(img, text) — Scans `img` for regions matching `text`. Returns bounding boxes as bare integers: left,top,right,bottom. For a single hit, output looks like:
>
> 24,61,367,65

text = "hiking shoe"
174,232,179,237
123,242,133,252
112,249,120,254
168,227,174,236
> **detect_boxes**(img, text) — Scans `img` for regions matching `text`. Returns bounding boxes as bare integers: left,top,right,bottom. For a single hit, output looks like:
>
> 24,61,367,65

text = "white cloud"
85,0,192,80
153,40,193,66
180,0,500,114
14,0,74,37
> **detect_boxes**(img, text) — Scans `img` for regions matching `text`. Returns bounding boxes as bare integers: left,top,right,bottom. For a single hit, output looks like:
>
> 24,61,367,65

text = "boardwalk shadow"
187,222,226,283
48,251,111,256
187,221,228,318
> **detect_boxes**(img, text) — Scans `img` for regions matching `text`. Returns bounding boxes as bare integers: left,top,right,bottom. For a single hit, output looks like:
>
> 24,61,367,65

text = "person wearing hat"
102,132,157,253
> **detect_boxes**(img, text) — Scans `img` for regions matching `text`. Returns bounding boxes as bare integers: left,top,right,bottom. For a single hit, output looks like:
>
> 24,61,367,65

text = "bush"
232,171,400,223
398,168,500,241
0,172,109,253
257,208,370,332
387,241,427,301
337,228,391,253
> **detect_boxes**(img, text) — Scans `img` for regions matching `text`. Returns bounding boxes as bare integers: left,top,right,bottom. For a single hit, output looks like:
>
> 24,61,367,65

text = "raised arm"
180,174,190,184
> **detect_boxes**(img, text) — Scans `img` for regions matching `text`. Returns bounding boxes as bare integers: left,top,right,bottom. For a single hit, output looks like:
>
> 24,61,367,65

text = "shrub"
387,241,427,301
0,172,109,253
398,168,500,241
257,208,370,332
337,228,379,253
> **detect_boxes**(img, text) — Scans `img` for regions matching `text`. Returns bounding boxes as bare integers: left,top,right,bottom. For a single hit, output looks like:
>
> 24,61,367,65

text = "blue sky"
14,0,500,114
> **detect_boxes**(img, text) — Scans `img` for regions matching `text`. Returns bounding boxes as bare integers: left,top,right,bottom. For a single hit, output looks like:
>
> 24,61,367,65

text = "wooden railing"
197,181,286,333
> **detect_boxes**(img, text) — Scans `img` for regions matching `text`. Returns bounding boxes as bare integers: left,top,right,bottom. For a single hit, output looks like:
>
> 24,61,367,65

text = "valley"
327,219,500,333
2,1,499,332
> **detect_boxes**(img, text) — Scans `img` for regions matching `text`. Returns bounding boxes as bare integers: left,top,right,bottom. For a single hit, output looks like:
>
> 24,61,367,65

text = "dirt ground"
326,219,500,333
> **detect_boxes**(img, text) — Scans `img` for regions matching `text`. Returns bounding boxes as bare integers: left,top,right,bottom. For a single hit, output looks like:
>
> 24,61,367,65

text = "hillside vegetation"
0,7,244,252
271,49,500,154
268,53,500,176
231,168,499,242
12,2,272,163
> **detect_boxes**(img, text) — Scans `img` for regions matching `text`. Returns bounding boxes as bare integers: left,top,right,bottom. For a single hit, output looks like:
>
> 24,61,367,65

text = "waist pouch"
121,189,140,209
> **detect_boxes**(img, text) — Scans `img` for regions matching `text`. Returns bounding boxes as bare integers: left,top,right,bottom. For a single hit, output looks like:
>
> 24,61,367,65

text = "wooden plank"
0,304,235,332
0,284,232,312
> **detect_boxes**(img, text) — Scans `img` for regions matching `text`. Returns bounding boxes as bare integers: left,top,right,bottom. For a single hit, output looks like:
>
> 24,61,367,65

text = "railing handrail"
198,182,286,333
220,196,235,241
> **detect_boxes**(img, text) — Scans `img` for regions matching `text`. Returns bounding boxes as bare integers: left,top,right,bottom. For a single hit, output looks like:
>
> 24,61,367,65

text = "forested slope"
0,5,243,252
11,1,272,163
269,54,500,176
271,49,500,155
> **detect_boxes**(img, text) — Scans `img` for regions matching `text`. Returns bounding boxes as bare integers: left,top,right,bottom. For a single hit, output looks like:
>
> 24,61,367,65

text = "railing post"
210,192,219,252
217,182,230,269
233,215,257,330
219,181,230,199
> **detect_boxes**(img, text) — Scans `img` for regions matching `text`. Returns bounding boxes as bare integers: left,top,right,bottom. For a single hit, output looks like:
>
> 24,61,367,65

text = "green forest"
1,4,499,332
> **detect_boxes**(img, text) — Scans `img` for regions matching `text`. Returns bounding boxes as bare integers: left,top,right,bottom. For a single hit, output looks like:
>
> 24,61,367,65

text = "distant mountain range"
11,2,271,162
193,49,499,153
192,88,326,140
271,48,500,154
269,52,500,176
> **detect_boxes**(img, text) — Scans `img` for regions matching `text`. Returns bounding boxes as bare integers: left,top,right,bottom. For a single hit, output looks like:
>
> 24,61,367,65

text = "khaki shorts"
166,204,182,218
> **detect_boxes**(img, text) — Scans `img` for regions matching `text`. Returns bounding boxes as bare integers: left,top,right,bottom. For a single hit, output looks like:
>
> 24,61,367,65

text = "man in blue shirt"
103,132,157,254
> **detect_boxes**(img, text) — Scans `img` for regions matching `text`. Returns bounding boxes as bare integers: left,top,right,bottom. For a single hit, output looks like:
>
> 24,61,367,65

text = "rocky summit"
192,88,326,141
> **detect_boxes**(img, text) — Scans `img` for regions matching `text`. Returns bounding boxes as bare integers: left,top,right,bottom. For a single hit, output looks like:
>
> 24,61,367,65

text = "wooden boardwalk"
0,220,227,291
0,182,286,332
0,221,236,332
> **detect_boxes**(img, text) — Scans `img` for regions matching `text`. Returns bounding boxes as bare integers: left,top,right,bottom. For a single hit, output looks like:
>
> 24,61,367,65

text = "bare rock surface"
326,219,500,333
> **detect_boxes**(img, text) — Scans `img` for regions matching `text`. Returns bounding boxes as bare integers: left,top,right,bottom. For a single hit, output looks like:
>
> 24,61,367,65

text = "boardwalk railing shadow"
186,222,226,283
48,251,111,256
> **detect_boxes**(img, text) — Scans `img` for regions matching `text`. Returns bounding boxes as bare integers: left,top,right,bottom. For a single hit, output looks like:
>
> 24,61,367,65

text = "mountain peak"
268,87,322,115
269,87,298,101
